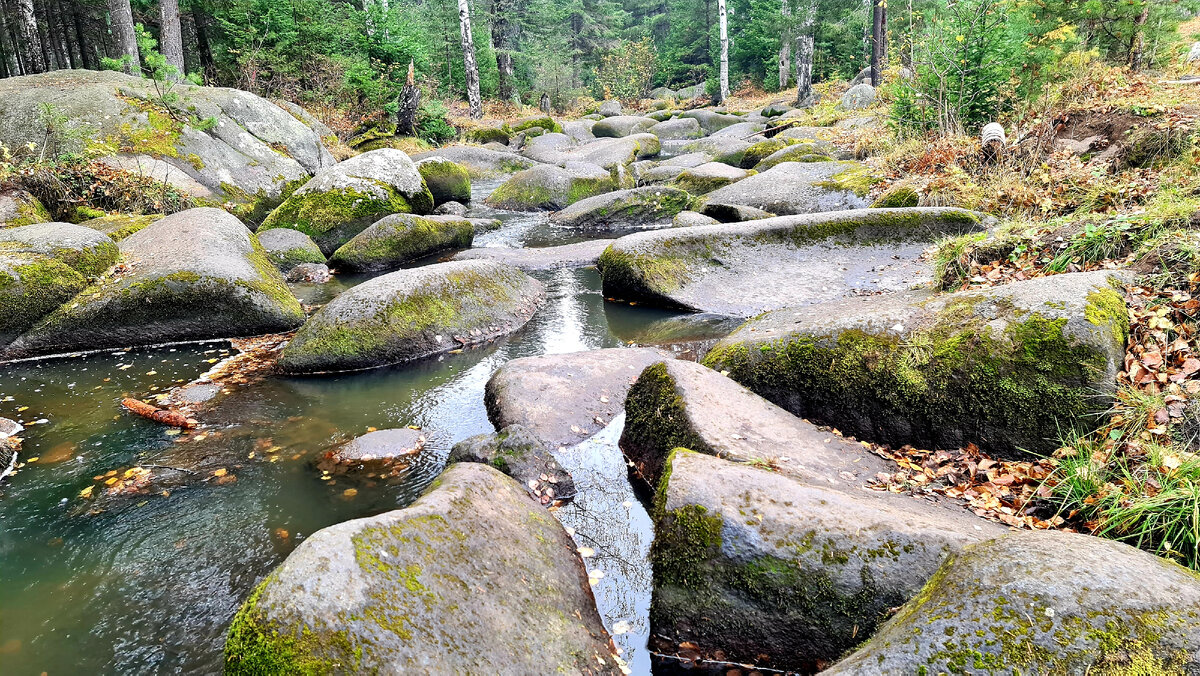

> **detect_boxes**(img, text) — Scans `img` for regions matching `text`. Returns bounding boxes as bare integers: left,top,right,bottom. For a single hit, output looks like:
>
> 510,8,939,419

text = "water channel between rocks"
0,180,715,675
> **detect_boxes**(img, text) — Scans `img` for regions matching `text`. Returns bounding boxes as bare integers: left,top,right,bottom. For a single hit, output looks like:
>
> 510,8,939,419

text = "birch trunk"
718,0,728,103
457,0,482,119
159,0,186,77
794,0,816,106
778,0,791,90
107,0,140,75
15,0,42,73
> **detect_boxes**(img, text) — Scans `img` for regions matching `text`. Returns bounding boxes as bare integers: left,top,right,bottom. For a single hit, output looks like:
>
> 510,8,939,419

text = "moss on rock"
0,253,87,344
329,214,473,272
872,185,920,208
416,158,471,206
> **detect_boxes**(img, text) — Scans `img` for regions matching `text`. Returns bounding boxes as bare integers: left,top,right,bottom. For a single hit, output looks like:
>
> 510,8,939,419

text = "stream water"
0,181,724,675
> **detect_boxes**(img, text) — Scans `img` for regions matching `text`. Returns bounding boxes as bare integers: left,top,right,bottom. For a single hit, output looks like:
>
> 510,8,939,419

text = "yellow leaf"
212,468,228,477
79,485,94,498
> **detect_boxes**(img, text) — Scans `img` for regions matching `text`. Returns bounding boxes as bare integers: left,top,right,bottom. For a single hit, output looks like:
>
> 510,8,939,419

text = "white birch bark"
718,0,729,103
778,0,791,90
794,0,816,106
457,0,482,119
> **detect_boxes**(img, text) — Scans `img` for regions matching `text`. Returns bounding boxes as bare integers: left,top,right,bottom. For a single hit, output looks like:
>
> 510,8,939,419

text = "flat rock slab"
223,463,620,675
279,260,544,374
485,347,675,448
411,145,537,178
0,222,118,276
829,531,1200,675
705,270,1130,456
598,207,985,317
700,161,876,215
316,428,425,477
550,186,693,231
452,240,614,271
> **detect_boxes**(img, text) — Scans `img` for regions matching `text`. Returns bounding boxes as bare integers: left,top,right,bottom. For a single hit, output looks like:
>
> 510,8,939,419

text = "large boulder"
1,208,304,359
328,214,473,272
592,115,656,138
415,157,471,206
670,162,752,195
598,100,623,117
448,424,574,505
829,531,1200,675
223,463,619,675
452,240,614,271
840,83,877,110
0,222,118,276
549,187,693,231
278,260,544,374
565,134,661,170
484,347,674,448
260,149,434,254
483,162,616,211
700,161,879,215
561,120,596,144
0,70,335,209
679,109,743,134
754,143,836,171
682,136,750,166
648,117,703,141
520,132,576,165
660,152,710,168
708,121,765,138
705,270,1130,457
599,207,983,316
0,188,50,228
78,214,163,241
410,145,537,178
255,228,326,272
0,253,86,347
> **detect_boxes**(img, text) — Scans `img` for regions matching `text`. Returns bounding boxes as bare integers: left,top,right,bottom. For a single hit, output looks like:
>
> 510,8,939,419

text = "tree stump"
396,60,421,137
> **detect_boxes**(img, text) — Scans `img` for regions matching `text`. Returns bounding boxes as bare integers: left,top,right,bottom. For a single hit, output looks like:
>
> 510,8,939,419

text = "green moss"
69,206,107,223
740,138,798,169
79,214,163,242
0,254,87,342
872,185,920,208
814,163,883,198
671,169,745,195
260,183,429,253
465,127,511,144
1085,287,1131,345
186,153,206,171
50,240,120,277
1,192,51,228
328,215,473,272
108,97,184,158
503,116,562,135
622,365,710,495
597,246,693,303
416,159,472,205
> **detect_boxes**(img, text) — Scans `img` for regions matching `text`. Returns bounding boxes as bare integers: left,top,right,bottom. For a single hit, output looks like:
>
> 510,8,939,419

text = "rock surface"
223,462,619,675
415,157,471,206
0,189,50,228
550,187,693,231
260,148,434,254
411,145,537,178
452,240,613,270
649,117,703,140
279,260,544,374
315,428,425,477
78,214,163,241
670,162,751,194
448,424,575,505
483,162,616,211
0,222,119,276
701,161,877,215
679,110,743,134
598,207,984,316
2,208,304,359
840,83,877,110
828,531,1200,675
0,252,85,346
328,214,473,272
705,270,1130,456
592,115,656,138
256,228,325,272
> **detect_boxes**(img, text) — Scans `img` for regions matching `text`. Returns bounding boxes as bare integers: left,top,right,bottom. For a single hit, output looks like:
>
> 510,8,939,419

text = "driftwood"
122,398,198,429
745,120,800,140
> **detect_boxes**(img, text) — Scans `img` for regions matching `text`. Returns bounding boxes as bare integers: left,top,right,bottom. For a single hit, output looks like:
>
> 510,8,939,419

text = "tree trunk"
396,61,421,137
717,0,728,102
193,11,213,79
0,4,18,76
870,0,884,88
107,0,139,75
15,0,43,73
456,0,482,119
778,0,791,90
33,0,53,69
492,0,518,102
794,0,816,106
159,0,185,76
1130,2,1150,71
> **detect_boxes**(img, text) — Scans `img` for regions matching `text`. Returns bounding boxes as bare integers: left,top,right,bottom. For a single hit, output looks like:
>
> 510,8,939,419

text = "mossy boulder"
701,161,880,215
872,185,920,208
78,214,163,241
504,115,563,135
592,115,656,138
670,163,752,195
448,424,575,505
0,222,119,276
0,252,86,347
256,228,326,272
0,189,50,228
415,157,471,206
828,531,1200,675
598,207,983,316
1,208,304,359
697,202,774,223
260,148,435,255
753,143,837,171
683,136,751,166
565,134,661,169
464,126,511,145
705,270,1130,457
410,145,537,179
549,186,694,231
650,446,999,671
483,162,617,212
520,132,577,165
278,260,544,374
648,117,703,141
328,213,473,272
452,239,614,271
484,347,674,448
739,138,799,169
678,109,743,134
223,462,619,675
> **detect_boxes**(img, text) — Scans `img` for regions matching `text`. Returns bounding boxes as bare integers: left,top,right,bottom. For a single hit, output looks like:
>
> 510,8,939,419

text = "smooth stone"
316,428,425,476
415,157,471,206
0,252,85,347
410,145,537,178
671,210,719,227
670,162,752,195
432,200,468,216
0,222,118,276
561,119,596,143
598,99,623,117
550,186,693,231
452,240,613,271
328,214,473,272
78,214,163,241
256,228,325,272
679,109,743,133
700,161,878,215
483,162,616,212
448,424,574,505
285,262,331,283
840,83,877,110
592,115,656,138
648,117,703,141
0,188,49,228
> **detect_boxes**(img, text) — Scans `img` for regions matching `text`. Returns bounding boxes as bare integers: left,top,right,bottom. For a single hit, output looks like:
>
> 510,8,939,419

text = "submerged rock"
328,214,473,272
2,208,304,359
316,428,425,477
223,462,619,675
598,207,983,316
0,252,85,346
701,161,879,215
260,149,434,254
485,347,674,448
255,228,325,272
706,270,1130,456
410,145,537,178
279,260,544,374
415,157,471,206
483,162,616,211
78,214,163,241
0,188,50,228
0,222,118,276
550,186,693,231
828,531,1200,675
452,240,613,271
285,262,331,284
448,424,574,505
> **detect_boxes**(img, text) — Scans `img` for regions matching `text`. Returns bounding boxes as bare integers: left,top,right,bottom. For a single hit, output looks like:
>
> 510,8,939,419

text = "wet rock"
410,145,537,178
483,162,617,211
706,270,1129,457
279,260,543,374
78,214,163,241
0,417,19,481
452,240,613,271
449,424,575,504
649,117,703,141
0,71,335,207
598,207,984,316
598,100,623,117
840,83,877,110
432,200,468,216
670,162,752,195
2,208,305,359
285,262,331,283
700,161,879,215
223,463,619,675
485,347,674,448
828,531,1200,675
415,157,471,206
682,136,750,166
0,222,118,276
0,188,50,228
256,228,325,272
593,115,656,138
260,149,434,254
0,252,85,346
328,213,473,272
316,428,425,477
671,210,719,228
679,109,743,134
457,216,502,234
0,417,22,437
550,187,693,231
698,202,773,223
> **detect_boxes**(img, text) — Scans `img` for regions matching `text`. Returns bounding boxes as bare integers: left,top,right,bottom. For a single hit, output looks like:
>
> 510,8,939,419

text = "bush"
415,100,456,144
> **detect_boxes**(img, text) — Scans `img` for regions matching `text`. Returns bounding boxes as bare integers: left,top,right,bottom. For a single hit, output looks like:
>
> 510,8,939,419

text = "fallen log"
121,398,198,429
